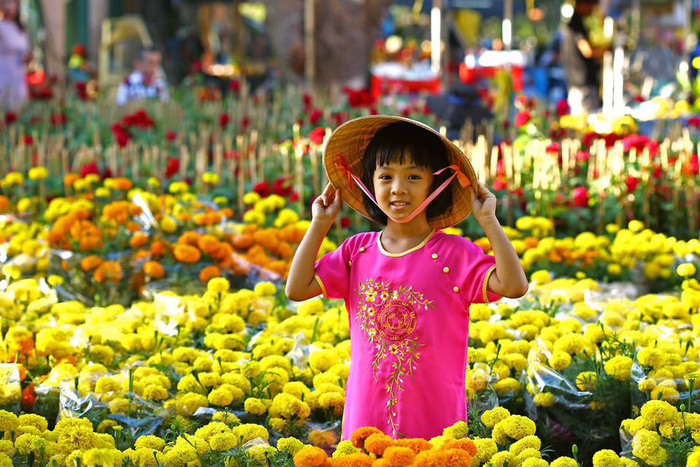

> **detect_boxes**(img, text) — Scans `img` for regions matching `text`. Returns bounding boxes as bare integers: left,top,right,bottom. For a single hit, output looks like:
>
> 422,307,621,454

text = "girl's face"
373,152,434,222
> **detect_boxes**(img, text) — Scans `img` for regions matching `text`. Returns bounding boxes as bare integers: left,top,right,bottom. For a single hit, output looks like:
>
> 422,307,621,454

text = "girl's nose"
391,180,407,194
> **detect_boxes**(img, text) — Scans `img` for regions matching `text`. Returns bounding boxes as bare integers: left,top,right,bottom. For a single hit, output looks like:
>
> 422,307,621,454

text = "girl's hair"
360,121,453,225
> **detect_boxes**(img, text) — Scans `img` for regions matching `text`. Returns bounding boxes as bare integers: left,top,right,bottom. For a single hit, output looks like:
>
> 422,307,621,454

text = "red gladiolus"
302,93,313,112
576,151,590,162
626,175,640,192
219,113,230,127
5,112,17,124
23,135,33,145
572,186,589,207
165,157,180,178
166,131,177,142
122,109,154,128
546,142,560,154
228,80,241,92
309,127,325,145
341,216,351,228
253,181,271,198
514,110,531,128
684,154,699,175
332,112,348,126
689,116,700,128
289,192,300,202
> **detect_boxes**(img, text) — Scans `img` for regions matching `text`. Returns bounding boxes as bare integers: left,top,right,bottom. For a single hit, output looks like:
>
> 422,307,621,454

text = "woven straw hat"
323,115,480,229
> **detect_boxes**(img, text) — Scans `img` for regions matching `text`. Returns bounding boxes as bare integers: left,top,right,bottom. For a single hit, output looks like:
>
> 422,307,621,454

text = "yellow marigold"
640,400,678,425
82,448,124,467
489,451,515,467
232,423,269,444
134,435,165,452
210,432,238,451
604,355,633,381
18,414,47,432
481,407,511,428
576,371,598,392
677,262,697,277
493,415,536,445
533,392,555,407
442,421,469,439
592,449,620,466
207,277,230,294
551,457,579,467
549,351,572,370
0,410,19,432
277,437,304,456
631,429,667,466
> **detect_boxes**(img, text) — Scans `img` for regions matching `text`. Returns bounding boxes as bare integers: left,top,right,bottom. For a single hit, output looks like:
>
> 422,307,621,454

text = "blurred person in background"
116,46,169,106
560,0,604,114
0,0,29,111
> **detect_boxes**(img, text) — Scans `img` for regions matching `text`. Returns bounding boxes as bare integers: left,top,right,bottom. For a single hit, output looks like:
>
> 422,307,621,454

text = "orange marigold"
129,232,148,248
199,265,221,283
197,235,220,255
293,446,330,467
350,427,383,449
329,453,373,466
80,255,103,272
413,449,471,467
174,244,202,263
382,446,415,466
151,241,167,257
220,208,233,218
178,231,201,246
112,177,133,190
395,439,432,454
93,261,123,283
440,439,477,456
0,195,9,213
63,173,79,187
143,261,165,279
364,433,394,457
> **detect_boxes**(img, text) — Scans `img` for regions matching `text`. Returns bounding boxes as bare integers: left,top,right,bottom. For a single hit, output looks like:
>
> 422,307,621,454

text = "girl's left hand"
467,182,497,222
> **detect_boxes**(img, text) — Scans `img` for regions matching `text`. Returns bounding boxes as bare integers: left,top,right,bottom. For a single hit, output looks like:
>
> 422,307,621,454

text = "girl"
286,116,528,440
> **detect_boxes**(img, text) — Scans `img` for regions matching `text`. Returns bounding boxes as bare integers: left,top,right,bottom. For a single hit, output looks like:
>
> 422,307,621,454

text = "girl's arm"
468,183,529,298
285,184,342,301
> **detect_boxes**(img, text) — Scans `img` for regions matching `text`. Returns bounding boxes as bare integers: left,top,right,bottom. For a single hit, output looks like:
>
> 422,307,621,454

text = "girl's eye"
408,175,421,180
378,175,391,180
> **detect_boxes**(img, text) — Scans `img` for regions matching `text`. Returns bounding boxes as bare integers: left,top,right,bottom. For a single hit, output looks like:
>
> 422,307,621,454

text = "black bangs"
359,121,454,225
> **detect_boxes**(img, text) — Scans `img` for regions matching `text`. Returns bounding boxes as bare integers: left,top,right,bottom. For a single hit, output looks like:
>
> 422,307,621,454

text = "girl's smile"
373,157,434,220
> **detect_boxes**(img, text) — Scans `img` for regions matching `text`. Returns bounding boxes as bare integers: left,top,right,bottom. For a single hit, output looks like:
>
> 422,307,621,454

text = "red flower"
165,157,180,178
111,123,131,147
546,142,560,153
572,186,589,207
309,127,326,145
5,112,17,124
342,87,375,108
576,151,590,162
302,93,313,112
556,99,569,116
309,108,322,125
289,192,300,202
332,112,348,126
80,161,100,178
340,216,351,228
273,177,293,196
626,175,640,192
50,112,67,126
684,154,699,175
514,110,531,129
253,181,271,198
166,131,177,141
493,177,507,191
228,80,241,92
514,95,529,109
241,116,251,130
21,384,36,411
122,109,154,128
219,113,230,127
689,116,700,128
23,135,33,145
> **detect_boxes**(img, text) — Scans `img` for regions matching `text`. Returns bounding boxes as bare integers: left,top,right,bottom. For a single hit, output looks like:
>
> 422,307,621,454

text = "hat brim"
323,115,479,229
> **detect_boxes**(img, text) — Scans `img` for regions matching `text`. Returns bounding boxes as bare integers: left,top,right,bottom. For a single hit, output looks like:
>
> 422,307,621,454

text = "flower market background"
1,0,700,466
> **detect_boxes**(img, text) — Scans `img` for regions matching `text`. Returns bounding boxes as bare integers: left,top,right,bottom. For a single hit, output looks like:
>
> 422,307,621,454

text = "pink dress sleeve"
314,236,355,300
459,240,502,304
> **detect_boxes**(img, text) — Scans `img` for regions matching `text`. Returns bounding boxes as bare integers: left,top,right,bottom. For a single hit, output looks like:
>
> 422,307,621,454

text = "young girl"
286,116,528,440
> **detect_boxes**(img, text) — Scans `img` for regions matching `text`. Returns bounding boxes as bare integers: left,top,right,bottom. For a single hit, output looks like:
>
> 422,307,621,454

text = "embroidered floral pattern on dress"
355,278,434,436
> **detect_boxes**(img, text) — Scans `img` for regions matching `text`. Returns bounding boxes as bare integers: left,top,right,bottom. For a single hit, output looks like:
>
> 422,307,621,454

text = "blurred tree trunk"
265,0,392,86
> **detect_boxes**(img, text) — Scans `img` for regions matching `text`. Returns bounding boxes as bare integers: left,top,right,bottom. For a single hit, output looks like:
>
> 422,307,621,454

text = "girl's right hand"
312,183,342,226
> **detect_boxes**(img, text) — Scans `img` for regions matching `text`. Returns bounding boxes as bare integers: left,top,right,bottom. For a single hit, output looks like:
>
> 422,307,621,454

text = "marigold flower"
143,261,165,279
80,255,103,272
350,426,383,449
293,446,329,467
199,265,221,283
173,244,201,263
93,261,123,283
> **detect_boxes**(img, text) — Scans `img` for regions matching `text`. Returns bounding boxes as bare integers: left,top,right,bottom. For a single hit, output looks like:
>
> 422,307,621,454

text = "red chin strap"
334,156,471,224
